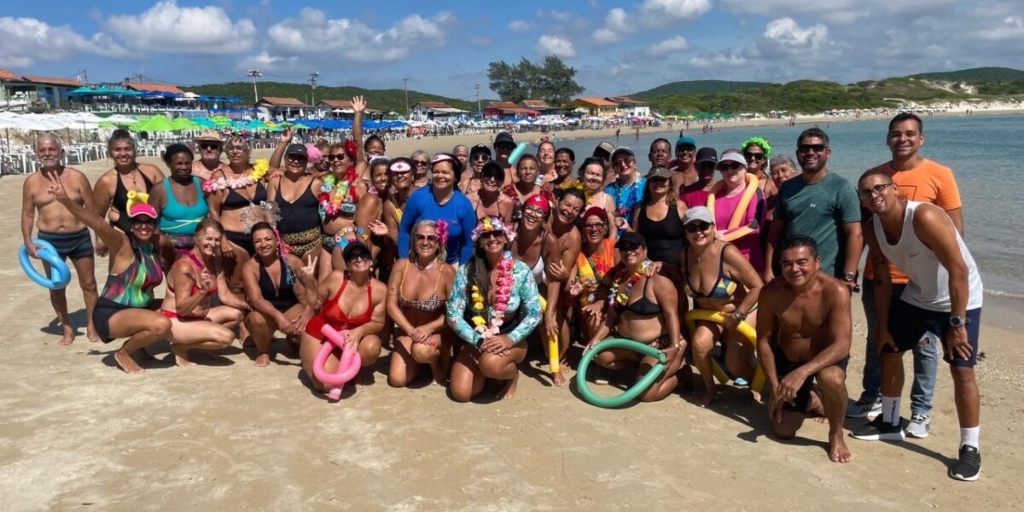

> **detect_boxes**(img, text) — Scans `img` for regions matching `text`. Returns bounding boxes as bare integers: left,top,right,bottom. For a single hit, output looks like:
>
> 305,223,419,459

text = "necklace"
607,260,651,308
470,251,514,339
413,258,437,271
319,167,360,217
202,159,269,193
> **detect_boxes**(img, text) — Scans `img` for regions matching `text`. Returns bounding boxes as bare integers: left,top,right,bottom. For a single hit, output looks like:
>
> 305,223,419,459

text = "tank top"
258,258,299,311
100,242,164,308
873,201,983,312
158,177,208,235
274,178,321,234
637,204,684,265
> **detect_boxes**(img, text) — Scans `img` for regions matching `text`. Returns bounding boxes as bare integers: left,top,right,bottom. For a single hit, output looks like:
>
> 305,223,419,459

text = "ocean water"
551,114,1024,298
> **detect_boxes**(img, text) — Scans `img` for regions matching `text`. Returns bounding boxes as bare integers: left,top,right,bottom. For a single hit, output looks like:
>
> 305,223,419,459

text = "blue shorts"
885,298,981,368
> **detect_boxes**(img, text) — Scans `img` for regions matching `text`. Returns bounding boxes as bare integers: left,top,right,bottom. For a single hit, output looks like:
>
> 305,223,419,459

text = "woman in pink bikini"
158,219,249,366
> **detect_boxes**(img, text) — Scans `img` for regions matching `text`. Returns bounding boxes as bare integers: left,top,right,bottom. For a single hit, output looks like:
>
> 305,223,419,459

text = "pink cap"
129,203,158,219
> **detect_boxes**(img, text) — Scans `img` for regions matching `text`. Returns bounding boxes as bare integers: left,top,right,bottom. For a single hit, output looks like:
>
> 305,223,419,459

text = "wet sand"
1,157,1022,511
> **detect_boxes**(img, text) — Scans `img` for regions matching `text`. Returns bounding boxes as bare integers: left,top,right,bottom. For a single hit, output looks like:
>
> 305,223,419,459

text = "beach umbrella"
170,117,200,131
130,116,176,132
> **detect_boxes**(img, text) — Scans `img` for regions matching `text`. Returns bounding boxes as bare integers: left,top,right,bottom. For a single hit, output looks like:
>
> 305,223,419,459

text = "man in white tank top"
851,170,983,482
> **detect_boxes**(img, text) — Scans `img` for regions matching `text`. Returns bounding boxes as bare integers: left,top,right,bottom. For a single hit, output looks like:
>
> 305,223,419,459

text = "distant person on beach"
756,235,853,463
21,133,100,344
763,128,863,287
191,130,228,181
616,128,620,140
92,129,165,256
852,170,984,482
847,113,965,440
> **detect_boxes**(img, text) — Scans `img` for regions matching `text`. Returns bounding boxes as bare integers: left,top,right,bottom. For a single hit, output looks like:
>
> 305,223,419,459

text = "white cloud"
263,9,454,63
536,35,576,58
106,0,255,54
718,0,955,25
508,20,533,32
238,51,302,72
689,51,748,68
0,16,131,67
763,17,828,49
640,0,712,24
648,35,688,54
593,8,632,43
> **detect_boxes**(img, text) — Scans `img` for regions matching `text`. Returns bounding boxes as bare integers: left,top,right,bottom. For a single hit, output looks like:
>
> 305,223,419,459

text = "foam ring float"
19,239,71,290
508,142,528,166
685,309,765,392
575,338,668,408
314,325,362,401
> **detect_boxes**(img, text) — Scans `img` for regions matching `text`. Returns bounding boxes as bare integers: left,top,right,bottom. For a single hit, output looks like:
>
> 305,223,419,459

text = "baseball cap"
342,240,371,261
647,166,672,180
285,144,308,158
695,147,718,165
129,202,158,220
470,143,492,157
615,231,646,249
611,147,635,160
683,206,715,225
494,132,515,147
676,136,696,148
593,141,615,158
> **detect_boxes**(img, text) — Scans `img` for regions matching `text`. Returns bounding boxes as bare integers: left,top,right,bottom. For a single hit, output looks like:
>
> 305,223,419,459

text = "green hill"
187,81,474,114
911,67,1024,82
632,80,773,99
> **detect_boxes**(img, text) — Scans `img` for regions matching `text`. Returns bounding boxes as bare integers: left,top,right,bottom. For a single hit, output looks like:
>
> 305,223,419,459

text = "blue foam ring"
19,239,72,290
508,142,528,167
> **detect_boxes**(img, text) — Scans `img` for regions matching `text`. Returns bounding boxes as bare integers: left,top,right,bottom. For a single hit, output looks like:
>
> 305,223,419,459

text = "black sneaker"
949,445,982,482
850,416,905,441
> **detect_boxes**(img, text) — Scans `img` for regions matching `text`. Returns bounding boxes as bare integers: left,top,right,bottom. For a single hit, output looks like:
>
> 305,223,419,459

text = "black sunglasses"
743,152,765,161
472,154,491,162
131,219,158,228
327,154,348,161
618,242,641,251
685,222,712,233
797,144,828,154
199,143,221,150
414,160,429,167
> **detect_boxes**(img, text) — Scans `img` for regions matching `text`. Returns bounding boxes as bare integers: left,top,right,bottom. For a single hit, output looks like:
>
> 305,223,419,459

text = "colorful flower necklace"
202,159,269,193
470,251,514,339
607,259,652,308
319,166,360,218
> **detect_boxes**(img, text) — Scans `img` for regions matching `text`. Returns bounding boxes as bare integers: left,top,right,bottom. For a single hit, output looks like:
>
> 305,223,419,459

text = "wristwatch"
843,272,857,282
949,315,970,327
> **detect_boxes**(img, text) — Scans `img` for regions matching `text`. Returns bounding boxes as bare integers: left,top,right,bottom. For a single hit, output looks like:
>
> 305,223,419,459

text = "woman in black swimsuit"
206,135,269,288
241,222,318,367
632,166,687,266
387,220,456,386
92,128,165,256
466,162,514,223
582,231,686,403
267,143,323,260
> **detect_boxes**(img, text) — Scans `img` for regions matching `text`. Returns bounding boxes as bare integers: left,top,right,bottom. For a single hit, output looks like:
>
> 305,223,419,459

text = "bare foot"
172,346,195,368
86,328,101,343
700,388,719,408
828,433,853,463
58,324,75,346
114,350,144,374
497,373,520,400
135,349,158,362
552,369,568,387
254,353,271,367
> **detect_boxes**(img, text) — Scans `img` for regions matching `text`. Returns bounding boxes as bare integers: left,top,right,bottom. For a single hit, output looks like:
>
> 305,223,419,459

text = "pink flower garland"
475,251,514,338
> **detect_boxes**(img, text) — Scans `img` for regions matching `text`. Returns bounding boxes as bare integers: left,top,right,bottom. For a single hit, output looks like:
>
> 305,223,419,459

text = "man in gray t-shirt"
764,129,863,290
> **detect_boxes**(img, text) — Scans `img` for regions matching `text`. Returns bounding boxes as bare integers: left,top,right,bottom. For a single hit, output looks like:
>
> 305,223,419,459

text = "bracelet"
732,309,747,320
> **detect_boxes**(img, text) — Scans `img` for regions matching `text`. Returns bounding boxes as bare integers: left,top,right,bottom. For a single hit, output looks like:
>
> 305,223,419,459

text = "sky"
2,0,1023,101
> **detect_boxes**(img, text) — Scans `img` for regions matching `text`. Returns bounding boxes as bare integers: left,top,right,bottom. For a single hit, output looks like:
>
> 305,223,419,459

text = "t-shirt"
680,182,710,210
863,158,961,283
398,185,478,264
774,172,861,278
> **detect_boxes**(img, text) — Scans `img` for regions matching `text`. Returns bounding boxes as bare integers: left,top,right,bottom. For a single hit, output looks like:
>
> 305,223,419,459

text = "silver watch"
949,315,970,327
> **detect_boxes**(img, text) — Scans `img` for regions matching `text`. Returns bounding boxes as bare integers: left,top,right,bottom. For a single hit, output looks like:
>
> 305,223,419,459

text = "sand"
2,152,1023,511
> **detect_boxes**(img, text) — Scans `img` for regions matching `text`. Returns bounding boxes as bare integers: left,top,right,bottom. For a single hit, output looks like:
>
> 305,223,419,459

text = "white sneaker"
846,396,882,419
905,414,930,438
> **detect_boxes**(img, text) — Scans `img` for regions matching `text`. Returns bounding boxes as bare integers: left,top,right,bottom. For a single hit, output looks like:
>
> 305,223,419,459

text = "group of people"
21,104,984,481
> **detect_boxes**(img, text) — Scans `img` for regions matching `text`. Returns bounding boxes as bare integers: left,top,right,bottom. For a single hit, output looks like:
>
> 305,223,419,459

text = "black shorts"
774,347,849,413
93,297,133,343
886,298,981,368
224,230,256,257
37,228,93,262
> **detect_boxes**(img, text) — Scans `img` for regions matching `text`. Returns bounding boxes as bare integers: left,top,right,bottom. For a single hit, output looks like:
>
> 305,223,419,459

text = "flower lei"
202,159,269,193
319,167,360,217
470,251,514,339
607,260,652,308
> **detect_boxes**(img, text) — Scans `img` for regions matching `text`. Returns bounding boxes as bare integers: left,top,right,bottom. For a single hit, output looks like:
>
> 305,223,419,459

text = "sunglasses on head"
743,152,765,161
858,183,893,199
199,143,221,150
797,144,828,154
685,222,712,233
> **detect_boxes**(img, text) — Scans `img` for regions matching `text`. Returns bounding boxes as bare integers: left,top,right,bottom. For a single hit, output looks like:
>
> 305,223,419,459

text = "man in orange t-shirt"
847,113,964,440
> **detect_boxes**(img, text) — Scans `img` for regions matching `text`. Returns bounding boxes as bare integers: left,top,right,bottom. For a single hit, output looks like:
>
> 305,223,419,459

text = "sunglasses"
685,222,712,233
649,177,669,184
346,252,371,262
226,146,247,153
479,230,505,239
797,144,828,154
583,222,606,230
327,154,348,161
495,144,515,152
718,162,744,171
472,154,491,162
618,242,641,252
199,143,221,150
523,206,546,217
131,219,157,228
858,183,893,199
697,162,717,169
414,234,438,242
414,160,429,167
743,152,765,161
612,158,633,167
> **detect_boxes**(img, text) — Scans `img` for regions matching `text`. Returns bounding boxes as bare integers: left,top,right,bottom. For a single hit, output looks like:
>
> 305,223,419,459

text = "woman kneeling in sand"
387,220,456,387
299,241,387,397
445,216,542,401
159,219,249,366
583,232,686,403
241,222,317,366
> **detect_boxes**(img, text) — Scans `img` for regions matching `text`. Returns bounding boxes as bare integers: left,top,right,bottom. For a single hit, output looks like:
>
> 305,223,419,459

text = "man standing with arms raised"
851,170,983,482
757,235,852,463
763,128,862,289
21,133,100,344
847,113,964,438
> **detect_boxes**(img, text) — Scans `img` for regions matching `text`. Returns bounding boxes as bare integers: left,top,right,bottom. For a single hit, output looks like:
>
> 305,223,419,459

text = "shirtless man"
542,188,584,386
191,130,228,181
21,133,100,344
756,234,853,463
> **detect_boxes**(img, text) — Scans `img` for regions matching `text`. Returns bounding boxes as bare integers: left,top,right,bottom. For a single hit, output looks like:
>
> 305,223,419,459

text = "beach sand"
2,153,1023,511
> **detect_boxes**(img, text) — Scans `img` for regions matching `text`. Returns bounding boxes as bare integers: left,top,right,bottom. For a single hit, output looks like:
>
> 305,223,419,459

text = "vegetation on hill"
187,81,474,114
631,80,772,99
911,67,1024,82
